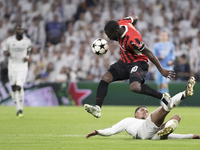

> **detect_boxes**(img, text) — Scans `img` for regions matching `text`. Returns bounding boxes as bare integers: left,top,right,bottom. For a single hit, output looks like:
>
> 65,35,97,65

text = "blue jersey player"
154,32,175,93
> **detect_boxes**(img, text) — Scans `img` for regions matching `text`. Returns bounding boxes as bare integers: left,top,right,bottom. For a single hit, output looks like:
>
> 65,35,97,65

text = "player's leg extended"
95,71,113,107
84,61,128,118
16,85,24,118
167,76,196,108
151,77,195,139
158,115,181,139
84,71,113,118
131,83,171,110
129,62,170,108
11,85,20,115
16,71,27,118
8,70,21,116
150,107,179,139
160,76,195,111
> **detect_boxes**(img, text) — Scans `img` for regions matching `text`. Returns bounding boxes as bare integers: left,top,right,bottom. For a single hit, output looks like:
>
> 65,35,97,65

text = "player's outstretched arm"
168,133,200,139
86,130,98,138
142,46,175,79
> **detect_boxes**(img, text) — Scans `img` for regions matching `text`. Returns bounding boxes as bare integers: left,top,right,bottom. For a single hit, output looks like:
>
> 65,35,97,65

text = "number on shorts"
131,66,138,73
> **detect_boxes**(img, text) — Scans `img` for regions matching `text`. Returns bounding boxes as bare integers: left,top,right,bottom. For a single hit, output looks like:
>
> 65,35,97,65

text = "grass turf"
0,106,200,150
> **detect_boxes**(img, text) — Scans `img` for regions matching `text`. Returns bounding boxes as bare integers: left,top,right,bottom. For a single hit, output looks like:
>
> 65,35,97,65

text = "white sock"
11,91,16,103
15,91,20,111
171,91,185,107
165,119,178,130
11,91,19,111
19,89,25,111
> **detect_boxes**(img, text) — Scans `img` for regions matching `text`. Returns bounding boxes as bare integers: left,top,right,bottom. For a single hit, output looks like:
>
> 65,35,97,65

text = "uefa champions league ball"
91,38,109,55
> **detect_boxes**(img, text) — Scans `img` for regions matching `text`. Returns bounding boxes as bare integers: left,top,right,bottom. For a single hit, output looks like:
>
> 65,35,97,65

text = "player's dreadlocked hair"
104,20,119,32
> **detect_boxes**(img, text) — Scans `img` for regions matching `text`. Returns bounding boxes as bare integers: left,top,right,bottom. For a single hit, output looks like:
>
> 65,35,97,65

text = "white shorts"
136,113,161,140
8,68,27,87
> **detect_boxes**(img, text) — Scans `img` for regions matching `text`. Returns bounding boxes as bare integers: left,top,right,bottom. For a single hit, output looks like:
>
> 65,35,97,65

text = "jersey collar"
120,25,128,38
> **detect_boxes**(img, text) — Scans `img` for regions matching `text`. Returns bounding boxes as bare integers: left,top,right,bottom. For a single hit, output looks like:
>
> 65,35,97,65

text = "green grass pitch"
0,106,200,150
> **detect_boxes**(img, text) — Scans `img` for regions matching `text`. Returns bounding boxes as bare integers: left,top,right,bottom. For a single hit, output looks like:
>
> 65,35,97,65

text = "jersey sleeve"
97,118,130,136
2,39,9,52
119,16,134,24
168,134,193,139
130,38,145,51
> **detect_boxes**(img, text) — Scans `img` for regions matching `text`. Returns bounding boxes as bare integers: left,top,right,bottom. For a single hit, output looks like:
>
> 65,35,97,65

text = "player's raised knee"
101,72,113,83
172,115,181,122
16,86,21,91
11,85,17,92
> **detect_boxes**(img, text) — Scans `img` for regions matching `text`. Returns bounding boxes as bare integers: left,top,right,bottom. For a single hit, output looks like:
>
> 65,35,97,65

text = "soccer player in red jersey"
84,16,176,118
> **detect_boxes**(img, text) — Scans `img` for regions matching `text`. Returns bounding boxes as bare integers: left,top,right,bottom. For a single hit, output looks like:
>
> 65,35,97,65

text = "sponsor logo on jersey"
14,48,24,52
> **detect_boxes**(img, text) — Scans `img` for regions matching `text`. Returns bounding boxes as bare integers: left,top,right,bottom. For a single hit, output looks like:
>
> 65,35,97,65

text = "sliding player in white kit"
86,77,200,140
3,24,31,118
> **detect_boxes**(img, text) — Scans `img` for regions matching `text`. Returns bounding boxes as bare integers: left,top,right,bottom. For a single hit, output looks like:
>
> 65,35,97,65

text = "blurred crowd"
0,0,200,83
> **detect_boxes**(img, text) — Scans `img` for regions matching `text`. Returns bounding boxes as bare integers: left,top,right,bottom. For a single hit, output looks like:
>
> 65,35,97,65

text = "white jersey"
3,35,31,71
97,115,161,140
97,116,194,140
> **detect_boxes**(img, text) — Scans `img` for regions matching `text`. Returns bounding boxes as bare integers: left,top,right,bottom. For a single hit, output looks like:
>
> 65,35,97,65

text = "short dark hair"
104,20,119,32
134,106,146,114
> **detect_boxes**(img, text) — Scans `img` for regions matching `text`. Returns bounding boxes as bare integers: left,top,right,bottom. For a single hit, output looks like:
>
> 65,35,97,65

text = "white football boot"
84,104,101,118
170,76,196,109
158,119,178,139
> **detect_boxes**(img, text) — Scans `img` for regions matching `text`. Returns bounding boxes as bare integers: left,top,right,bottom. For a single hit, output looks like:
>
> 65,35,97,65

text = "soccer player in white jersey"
86,77,200,140
3,24,32,118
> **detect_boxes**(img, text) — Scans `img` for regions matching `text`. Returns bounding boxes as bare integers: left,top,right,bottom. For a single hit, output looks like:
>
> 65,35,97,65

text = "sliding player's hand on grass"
193,135,200,139
86,130,98,138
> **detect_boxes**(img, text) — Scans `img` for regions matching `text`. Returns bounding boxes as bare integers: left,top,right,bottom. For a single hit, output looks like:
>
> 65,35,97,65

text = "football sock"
19,89,24,111
11,91,16,104
11,91,20,111
95,80,109,108
141,84,163,99
15,91,20,111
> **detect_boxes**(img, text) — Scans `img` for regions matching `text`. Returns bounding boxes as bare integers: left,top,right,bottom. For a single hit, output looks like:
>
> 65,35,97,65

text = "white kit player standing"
3,24,32,118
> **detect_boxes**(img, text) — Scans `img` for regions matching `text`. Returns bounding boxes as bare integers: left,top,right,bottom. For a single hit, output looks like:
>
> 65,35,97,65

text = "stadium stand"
0,0,200,83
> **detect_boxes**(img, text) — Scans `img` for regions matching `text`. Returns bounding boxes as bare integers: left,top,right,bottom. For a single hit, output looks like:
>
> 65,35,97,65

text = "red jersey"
118,17,148,63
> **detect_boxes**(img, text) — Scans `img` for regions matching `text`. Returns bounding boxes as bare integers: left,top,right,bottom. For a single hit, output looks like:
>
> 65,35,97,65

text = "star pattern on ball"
100,43,105,49
95,51,101,55
91,38,109,55
92,43,96,48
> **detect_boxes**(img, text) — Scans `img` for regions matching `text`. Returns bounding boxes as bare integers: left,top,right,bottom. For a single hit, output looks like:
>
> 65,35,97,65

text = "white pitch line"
1,134,129,137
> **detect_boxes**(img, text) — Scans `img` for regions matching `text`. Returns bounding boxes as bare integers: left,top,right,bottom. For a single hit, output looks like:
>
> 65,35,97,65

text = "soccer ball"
91,38,109,55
